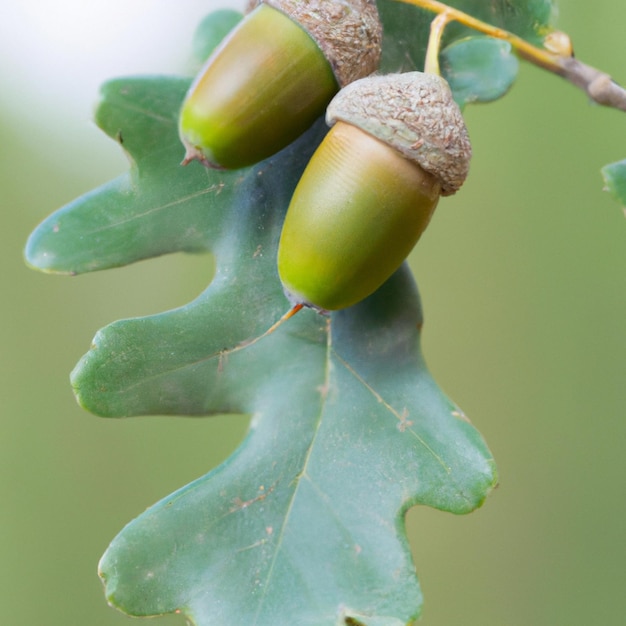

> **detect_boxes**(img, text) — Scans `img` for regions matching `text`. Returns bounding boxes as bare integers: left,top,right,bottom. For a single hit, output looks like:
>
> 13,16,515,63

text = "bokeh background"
1,0,624,624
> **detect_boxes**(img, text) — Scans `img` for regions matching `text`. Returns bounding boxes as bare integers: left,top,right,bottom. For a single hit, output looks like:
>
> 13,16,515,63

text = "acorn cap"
245,0,382,86
326,72,472,195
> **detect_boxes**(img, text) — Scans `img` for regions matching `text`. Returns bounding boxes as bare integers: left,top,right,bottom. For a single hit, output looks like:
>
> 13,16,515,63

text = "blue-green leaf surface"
27,73,496,625
97,266,496,625
442,37,519,107
602,159,626,212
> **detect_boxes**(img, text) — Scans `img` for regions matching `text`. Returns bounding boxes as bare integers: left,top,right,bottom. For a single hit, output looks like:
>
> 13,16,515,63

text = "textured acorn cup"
277,72,472,312
179,0,381,170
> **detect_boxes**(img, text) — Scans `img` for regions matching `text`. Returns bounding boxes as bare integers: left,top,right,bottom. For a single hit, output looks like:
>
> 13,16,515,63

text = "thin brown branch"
555,57,626,112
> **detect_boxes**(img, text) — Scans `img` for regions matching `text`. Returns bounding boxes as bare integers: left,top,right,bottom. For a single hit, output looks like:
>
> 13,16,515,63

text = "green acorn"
179,0,381,169
277,72,472,312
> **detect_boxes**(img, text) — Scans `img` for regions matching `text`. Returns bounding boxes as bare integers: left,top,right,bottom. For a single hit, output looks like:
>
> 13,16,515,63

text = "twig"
396,0,626,112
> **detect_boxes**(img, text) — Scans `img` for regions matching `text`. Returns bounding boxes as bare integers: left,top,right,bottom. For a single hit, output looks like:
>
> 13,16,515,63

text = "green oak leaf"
25,77,215,274
378,0,555,73
26,73,497,624
97,268,497,625
602,159,626,212
441,37,519,108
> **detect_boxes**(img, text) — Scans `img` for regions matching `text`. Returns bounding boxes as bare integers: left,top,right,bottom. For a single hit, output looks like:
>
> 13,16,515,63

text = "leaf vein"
85,186,224,234
331,351,451,474
251,323,333,624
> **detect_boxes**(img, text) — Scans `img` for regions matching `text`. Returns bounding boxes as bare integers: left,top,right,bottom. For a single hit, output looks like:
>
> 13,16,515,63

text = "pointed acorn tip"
180,143,202,166
180,144,226,170
282,284,330,315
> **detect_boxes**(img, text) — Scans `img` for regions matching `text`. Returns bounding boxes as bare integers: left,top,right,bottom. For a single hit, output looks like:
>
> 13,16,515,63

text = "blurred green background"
1,0,625,624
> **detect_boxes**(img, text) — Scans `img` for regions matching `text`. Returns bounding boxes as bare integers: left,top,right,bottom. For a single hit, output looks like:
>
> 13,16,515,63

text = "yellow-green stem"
398,0,561,71
234,304,304,351
396,0,626,112
424,12,453,75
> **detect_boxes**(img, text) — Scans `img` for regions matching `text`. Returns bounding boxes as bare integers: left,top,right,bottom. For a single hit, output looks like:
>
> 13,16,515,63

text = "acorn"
179,0,382,169
277,71,472,312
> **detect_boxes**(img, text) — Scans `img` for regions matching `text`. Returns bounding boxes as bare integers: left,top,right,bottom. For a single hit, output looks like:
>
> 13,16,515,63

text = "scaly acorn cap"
326,72,472,195
245,0,382,86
